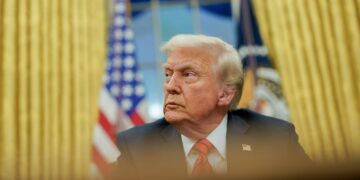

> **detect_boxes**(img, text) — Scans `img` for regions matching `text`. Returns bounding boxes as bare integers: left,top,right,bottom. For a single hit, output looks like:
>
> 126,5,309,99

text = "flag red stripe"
130,111,145,125
99,111,116,141
92,145,112,175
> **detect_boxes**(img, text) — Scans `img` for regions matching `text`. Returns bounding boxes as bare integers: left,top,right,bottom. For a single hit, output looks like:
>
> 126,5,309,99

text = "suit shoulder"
117,118,167,139
230,109,293,130
115,119,171,156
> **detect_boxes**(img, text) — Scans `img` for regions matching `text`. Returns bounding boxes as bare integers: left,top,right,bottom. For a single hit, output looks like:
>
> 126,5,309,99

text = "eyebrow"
162,62,201,71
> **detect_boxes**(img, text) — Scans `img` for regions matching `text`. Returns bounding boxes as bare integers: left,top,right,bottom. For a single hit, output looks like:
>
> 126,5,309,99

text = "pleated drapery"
0,0,106,179
253,0,360,163
1,0,360,178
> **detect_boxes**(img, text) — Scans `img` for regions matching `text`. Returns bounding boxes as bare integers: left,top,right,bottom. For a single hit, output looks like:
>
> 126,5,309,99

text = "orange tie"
191,139,214,176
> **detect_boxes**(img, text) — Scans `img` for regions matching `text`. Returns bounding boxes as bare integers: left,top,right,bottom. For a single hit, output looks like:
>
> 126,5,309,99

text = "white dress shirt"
181,114,228,175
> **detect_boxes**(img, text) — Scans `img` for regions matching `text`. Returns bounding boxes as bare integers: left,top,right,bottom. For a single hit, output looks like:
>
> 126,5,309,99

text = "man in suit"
113,34,311,178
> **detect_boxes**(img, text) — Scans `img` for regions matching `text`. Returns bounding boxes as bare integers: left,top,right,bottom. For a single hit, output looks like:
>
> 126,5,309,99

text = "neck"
173,112,227,140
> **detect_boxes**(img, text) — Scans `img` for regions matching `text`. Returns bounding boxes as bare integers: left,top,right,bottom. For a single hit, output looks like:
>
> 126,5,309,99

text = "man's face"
163,47,221,125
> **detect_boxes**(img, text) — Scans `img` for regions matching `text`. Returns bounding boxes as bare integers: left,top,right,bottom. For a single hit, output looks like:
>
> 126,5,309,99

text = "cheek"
184,87,219,106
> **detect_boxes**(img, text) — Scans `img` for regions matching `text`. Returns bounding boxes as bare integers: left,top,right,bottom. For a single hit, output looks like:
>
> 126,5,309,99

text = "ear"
218,85,236,107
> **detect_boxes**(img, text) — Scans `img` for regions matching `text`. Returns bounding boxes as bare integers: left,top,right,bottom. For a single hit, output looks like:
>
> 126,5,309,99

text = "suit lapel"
227,112,258,175
159,121,187,175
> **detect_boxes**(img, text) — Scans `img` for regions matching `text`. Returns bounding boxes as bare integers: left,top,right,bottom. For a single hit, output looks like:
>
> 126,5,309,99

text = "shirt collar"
181,114,228,159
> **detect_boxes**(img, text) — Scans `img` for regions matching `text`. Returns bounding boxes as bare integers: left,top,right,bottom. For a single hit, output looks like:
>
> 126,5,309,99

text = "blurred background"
0,0,359,179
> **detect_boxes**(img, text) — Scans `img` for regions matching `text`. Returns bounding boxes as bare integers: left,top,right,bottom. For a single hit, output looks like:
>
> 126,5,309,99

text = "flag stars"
110,85,121,96
114,16,125,27
115,3,125,14
125,29,133,40
121,99,132,110
122,85,133,96
112,70,121,82
114,43,123,54
104,4,145,113
124,70,134,82
113,56,122,67
114,29,123,40
125,43,135,53
135,85,145,96
124,56,135,68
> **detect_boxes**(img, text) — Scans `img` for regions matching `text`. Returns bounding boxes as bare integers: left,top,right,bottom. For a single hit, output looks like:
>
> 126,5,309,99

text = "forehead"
164,47,216,69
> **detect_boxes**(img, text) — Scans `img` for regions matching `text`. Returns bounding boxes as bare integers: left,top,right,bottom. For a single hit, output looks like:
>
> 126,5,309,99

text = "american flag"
91,0,150,177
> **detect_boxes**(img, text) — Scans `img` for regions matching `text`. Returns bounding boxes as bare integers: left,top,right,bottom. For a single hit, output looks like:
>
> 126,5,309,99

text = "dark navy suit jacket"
113,109,311,178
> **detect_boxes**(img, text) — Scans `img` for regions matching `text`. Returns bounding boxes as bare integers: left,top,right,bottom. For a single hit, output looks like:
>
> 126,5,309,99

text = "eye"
184,72,195,77
164,71,172,82
183,71,198,83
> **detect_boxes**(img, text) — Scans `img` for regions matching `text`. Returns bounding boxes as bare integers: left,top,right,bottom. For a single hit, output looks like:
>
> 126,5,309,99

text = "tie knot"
192,138,213,155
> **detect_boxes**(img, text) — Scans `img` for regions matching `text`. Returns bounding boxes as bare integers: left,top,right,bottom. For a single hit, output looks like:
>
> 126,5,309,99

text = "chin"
164,111,185,124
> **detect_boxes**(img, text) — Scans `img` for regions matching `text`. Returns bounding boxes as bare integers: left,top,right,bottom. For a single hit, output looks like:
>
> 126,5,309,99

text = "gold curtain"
0,0,106,178
253,0,360,163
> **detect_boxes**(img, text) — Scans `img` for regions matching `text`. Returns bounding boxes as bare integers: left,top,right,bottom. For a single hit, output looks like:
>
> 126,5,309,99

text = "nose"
165,73,181,94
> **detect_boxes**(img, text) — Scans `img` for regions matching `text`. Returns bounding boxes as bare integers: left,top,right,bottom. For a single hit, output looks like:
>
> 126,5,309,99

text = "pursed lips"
165,102,183,109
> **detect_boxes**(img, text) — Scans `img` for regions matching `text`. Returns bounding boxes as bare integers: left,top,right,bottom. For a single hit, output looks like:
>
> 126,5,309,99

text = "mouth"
165,102,183,109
